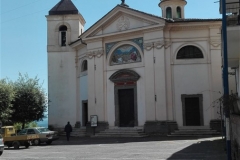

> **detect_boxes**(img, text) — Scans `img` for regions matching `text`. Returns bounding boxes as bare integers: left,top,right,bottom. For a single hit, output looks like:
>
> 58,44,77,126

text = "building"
219,0,240,159
47,0,223,135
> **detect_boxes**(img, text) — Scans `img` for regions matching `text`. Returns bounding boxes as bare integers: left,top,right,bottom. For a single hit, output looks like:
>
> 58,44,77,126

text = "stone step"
169,128,221,137
60,128,87,137
171,132,220,135
94,128,148,138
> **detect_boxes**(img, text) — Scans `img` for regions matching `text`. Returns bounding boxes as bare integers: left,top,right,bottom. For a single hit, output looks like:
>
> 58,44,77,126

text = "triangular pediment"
80,5,166,40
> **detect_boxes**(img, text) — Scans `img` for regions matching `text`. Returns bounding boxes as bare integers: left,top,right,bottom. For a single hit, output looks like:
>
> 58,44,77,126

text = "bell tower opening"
159,0,187,19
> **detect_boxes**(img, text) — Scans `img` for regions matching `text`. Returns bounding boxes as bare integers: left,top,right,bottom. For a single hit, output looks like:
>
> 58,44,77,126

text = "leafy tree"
0,79,14,124
11,74,47,129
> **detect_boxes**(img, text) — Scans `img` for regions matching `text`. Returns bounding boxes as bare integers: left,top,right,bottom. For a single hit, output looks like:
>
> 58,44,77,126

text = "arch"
109,69,140,83
81,60,88,72
109,44,142,66
55,22,71,32
166,7,172,18
59,25,67,31
177,7,182,18
176,45,204,59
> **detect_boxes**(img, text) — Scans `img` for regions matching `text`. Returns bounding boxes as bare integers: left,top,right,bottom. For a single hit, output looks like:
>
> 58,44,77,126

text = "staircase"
60,128,87,137
93,127,148,138
169,126,221,137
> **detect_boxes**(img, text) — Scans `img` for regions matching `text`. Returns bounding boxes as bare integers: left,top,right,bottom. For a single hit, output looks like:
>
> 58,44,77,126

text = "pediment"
81,5,165,40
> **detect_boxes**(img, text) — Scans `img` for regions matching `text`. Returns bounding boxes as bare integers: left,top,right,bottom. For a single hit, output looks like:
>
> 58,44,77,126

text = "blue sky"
1,0,221,92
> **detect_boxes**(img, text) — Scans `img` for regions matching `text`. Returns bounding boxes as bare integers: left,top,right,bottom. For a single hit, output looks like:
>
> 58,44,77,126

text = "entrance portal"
109,69,140,127
182,94,203,126
118,89,135,127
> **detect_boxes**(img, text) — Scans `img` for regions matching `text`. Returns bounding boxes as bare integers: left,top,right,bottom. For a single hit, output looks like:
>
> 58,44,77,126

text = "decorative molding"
209,40,221,48
86,50,104,59
143,41,172,51
143,42,154,51
117,16,130,31
109,69,140,83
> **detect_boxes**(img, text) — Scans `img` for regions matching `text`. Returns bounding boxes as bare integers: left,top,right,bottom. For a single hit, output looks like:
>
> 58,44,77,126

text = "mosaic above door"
111,45,141,66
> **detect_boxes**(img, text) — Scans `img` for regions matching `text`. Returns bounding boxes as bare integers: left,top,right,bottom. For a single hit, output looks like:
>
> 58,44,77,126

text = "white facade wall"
48,51,77,127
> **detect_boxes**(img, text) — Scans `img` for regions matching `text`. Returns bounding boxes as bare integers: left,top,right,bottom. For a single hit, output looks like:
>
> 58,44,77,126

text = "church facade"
47,0,223,134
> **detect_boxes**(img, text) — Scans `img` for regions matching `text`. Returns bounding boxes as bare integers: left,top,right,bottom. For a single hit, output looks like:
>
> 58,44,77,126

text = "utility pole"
221,0,231,159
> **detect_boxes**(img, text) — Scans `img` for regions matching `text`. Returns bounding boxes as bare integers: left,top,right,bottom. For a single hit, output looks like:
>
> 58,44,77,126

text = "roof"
70,4,222,45
166,18,222,23
49,0,79,15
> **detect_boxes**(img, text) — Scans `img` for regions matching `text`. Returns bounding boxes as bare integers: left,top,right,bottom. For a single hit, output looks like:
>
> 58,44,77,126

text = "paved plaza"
1,136,226,160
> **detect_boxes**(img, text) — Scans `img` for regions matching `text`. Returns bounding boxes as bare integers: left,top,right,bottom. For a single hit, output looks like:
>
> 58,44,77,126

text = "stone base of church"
144,121,178,135
210,119,223,132
86,121,109,136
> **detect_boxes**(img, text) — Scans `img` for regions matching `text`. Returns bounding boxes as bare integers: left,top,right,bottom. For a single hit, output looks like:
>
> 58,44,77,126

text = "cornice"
170,25,209,31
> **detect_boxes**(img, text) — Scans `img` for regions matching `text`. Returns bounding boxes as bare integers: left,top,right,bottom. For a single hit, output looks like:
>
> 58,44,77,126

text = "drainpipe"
222,0,232,160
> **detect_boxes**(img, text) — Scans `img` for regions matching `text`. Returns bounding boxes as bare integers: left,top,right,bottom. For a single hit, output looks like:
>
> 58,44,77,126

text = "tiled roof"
49,0,79,15
166,18,222,23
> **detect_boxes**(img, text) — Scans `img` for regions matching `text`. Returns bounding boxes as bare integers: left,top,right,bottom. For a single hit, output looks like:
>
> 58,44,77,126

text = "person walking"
64,121,72,141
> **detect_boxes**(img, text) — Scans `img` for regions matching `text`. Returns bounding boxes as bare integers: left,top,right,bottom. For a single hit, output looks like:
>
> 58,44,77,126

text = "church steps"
60,128,87,137
93,128,148,137
169,127,221,137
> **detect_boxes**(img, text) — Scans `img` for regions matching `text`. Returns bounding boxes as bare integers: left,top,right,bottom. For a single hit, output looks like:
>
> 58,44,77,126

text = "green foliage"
14,122,38,131
11,73,47,129
0,79,14,123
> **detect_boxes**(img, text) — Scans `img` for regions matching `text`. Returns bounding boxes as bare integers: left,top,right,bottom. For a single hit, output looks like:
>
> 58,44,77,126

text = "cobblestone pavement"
1,136,227,160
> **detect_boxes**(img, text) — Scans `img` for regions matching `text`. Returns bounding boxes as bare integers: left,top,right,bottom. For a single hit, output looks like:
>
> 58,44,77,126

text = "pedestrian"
64,121,72,141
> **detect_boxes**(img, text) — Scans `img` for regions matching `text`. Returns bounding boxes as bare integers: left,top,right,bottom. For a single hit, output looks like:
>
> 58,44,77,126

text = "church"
47,0,223,135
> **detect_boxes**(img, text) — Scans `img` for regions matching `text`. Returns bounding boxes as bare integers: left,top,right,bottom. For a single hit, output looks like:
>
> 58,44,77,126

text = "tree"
11,74,47,129
0,79,14,124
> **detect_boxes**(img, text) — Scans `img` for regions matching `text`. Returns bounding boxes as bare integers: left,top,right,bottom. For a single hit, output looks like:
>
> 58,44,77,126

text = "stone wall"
230,114,240,160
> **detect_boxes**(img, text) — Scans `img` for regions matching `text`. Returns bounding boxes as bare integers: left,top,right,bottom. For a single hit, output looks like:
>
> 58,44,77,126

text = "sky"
0,0,222,93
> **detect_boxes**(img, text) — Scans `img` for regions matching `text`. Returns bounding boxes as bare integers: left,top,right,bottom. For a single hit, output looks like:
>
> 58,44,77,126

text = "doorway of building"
182,94,203,126
82,101,88,127
118,89,135,127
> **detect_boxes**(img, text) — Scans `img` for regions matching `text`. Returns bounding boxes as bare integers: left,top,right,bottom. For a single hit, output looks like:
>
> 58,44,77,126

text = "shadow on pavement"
167,138,227,160
48,135,223,146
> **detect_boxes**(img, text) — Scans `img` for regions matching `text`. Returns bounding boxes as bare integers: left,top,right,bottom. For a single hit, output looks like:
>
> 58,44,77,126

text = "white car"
18,127,59,145
0,134,4,156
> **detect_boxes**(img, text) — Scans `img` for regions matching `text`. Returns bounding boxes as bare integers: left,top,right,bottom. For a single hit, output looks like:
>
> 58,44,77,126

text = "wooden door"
118,89,135,127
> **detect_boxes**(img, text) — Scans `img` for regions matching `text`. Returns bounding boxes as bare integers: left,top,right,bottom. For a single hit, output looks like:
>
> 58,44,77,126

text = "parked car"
18,127,58,145
0,134,4,156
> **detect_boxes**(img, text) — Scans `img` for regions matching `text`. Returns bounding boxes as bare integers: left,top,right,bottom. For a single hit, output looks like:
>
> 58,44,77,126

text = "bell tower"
159,0,187,19
46,0,85,51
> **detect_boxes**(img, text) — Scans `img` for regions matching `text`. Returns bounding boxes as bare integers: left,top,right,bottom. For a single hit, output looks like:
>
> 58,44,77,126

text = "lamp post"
221,0,232,159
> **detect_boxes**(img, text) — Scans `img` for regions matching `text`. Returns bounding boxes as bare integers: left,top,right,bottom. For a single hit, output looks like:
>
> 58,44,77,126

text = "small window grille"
177,46,204,59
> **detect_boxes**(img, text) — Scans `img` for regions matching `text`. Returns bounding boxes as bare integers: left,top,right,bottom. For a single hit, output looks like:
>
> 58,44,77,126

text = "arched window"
166,7,172,18
177,7,182,18
111,44,141,66
177,46,204,59
59,25,67,46
81,60,88,72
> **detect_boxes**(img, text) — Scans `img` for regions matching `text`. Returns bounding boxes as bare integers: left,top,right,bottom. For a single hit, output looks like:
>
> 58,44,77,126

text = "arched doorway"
109,69,140,127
